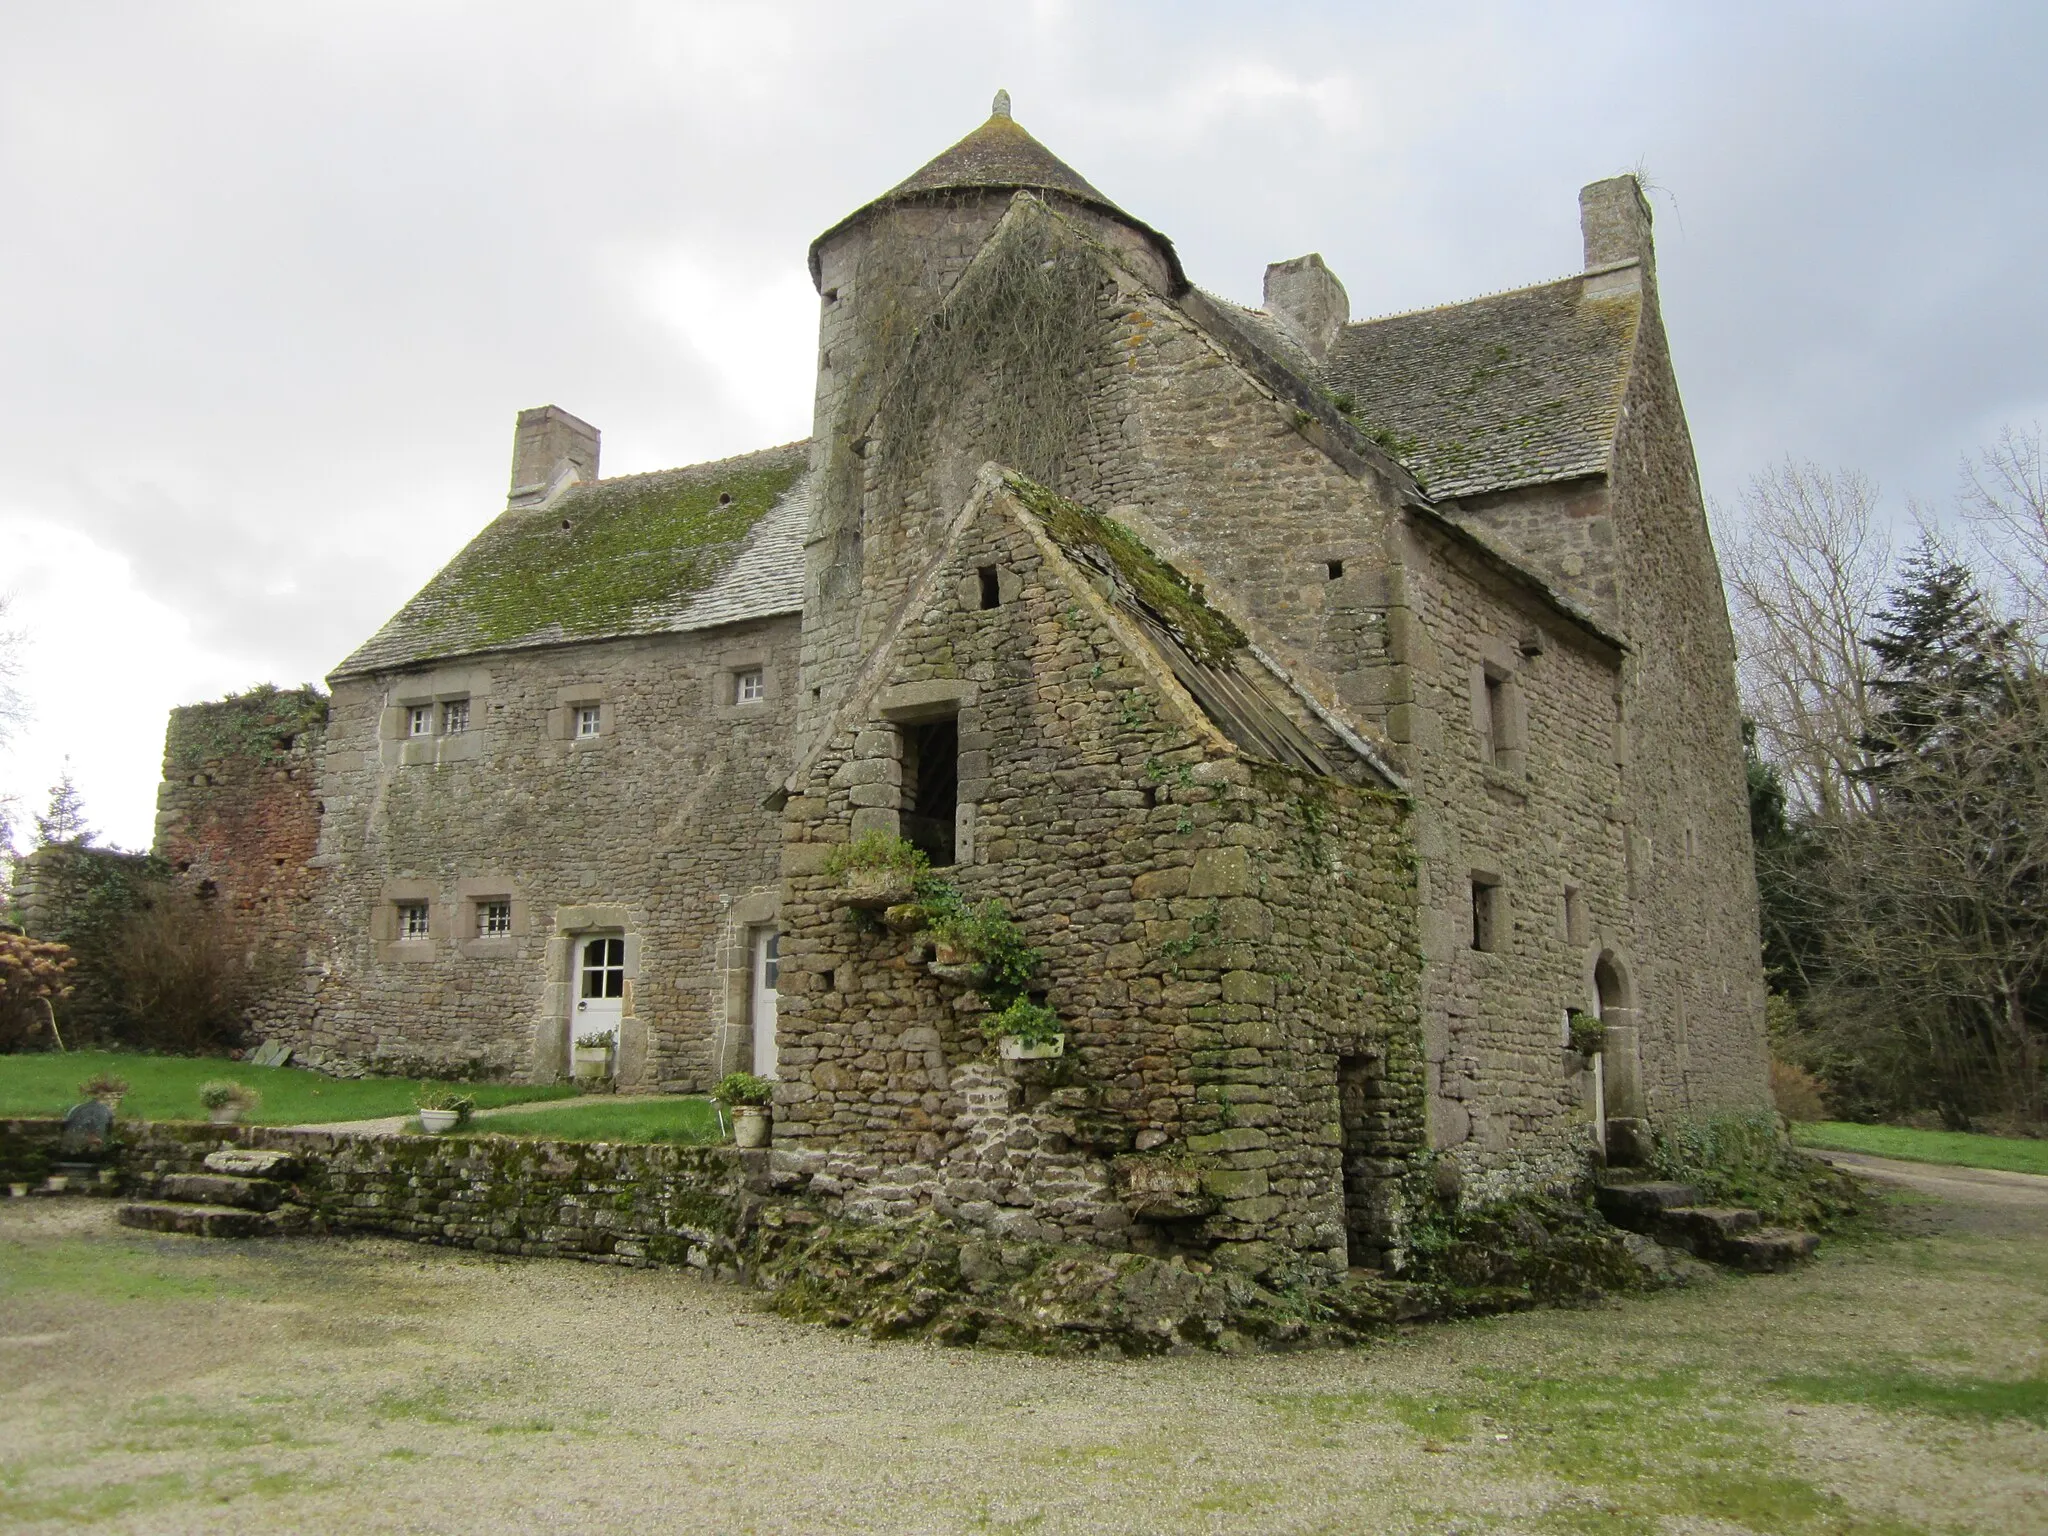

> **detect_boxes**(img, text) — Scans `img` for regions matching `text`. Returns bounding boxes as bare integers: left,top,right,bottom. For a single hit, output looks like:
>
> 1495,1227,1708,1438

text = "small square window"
398,901,430,940
443,699,470,735
407,705,433,738
1326,560,1345,580
735,668,764,704
478,900,512,937
575,705,602,740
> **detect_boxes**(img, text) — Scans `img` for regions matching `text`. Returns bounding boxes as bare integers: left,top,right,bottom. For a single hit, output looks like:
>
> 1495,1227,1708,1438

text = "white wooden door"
750,928,779,1079
574,935,625,1050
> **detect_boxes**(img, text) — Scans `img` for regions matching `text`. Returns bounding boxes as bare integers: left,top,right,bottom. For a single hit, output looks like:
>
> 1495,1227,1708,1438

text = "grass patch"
0,1233,251,1304
1793,1121,2048,1176
0,1051,574,1125
472,1096,725,1145
1775,1367,2048,1424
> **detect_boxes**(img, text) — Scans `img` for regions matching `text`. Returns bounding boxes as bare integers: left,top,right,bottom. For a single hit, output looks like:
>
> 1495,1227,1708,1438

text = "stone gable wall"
1606,298,1770,1113
776,490,1422,1272
305,617,800,1085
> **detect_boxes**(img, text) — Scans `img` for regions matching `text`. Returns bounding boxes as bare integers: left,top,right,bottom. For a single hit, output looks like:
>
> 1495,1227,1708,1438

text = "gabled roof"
809,102,1185,291
333,443,811,678
1319,265,1643,500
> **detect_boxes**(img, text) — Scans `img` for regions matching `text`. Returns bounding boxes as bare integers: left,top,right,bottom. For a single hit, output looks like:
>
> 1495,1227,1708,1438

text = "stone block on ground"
1592,1180,1699,1229
157,1173,287,1211
203,1149,300,1179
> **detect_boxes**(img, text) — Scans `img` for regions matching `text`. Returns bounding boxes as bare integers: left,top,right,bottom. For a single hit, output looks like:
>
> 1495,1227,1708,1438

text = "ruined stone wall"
305,617,799,1085
1384,521,1629,1202
1606,296,1771,1113
776,488,1422,1274
152,686,329,1037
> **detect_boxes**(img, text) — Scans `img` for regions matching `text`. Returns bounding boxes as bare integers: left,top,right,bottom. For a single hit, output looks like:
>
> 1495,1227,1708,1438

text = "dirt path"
2,1169,2043,1534
1804,1148,2048,1236
289,1093,674,1135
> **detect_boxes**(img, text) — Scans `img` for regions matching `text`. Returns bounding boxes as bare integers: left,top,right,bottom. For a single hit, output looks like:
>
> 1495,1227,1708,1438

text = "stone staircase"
118,1149,312,1239
1594,1175,1818,1272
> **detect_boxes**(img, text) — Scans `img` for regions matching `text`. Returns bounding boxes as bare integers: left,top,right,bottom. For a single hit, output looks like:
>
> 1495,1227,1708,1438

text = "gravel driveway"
2,1166,2042,1534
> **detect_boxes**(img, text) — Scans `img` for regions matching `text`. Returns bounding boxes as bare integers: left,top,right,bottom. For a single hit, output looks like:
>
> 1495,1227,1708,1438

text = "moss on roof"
1003,471,1246,666
335,443,807,676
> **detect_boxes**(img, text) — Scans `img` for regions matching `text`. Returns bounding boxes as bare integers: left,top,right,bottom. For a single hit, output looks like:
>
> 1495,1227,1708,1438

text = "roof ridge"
1345,259,1641,330
578,440,810,493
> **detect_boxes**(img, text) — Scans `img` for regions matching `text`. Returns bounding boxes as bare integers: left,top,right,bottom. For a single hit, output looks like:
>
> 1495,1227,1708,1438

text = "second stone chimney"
508,405,600,507
1579,175,1655,282
1263,253,1349,362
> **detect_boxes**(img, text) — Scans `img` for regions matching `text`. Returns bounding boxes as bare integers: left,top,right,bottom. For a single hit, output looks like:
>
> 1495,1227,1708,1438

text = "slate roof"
334,443,812,678
809,106,1185,291
1318,266,1643,500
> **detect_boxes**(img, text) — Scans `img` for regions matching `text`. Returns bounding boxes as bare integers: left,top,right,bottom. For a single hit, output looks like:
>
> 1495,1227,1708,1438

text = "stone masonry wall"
152,686,329,1038
306,617,799,1087
1384,519,1630,1202
776,481,1422,1275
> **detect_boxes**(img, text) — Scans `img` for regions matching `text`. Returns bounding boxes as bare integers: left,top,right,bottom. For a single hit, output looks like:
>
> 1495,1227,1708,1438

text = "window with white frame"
575,705,601,740
443,698,470,735
397,901,430,940
478,899,512,937
406,705,433,738
735,668,765,703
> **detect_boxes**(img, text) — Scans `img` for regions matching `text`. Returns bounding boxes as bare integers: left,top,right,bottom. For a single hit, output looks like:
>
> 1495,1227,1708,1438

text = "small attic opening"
1327,560,1344,580
978,565,1002,610
899,717,959,868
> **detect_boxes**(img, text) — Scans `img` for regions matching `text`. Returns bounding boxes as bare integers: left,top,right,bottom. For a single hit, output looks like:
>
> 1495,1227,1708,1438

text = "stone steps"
115,1147,311,1240
1595,1176,1818,1273
117,1201,309,1238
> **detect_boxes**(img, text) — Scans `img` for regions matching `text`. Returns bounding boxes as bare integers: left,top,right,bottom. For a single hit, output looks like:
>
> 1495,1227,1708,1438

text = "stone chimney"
508,405,600,507
1262,253,1349,362
1579,175,1655,281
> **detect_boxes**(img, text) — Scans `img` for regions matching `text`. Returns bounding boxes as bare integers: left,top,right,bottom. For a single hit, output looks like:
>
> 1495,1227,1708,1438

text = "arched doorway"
1593,950,1647,1162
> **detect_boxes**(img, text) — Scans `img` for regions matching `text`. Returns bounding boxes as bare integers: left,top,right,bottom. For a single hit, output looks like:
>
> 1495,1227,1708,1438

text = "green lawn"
1793,1119,2048,1176
0,1051,575,1126
458,1096,727,1144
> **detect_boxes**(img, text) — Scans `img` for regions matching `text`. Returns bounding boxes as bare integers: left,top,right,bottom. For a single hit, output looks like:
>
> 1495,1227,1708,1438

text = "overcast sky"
1,1,2043,849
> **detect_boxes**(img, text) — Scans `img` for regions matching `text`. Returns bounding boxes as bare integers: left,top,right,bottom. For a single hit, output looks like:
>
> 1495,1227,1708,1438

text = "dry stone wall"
305,618,799,1086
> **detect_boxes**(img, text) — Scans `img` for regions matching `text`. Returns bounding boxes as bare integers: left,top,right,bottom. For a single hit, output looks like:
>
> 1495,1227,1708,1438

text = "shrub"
823,831,929,880
1648,1109,1867,1231
979,997,1062,1047
0,933,77,1051
106,888,272,1054
78,1072,130,1101
714,1071,774,1106
1771,1058,1829,1122
1567,1010,1605,1058
573,1031,614,1051
197,1079,259,1112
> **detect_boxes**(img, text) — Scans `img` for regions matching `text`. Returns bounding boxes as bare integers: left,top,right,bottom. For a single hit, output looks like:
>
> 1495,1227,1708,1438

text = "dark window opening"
580,937,626,999
1471,875,1501,953
1338,1052,1398,1270
197,879,219,901
822,287,839,303
900,717,959,867
978,565,1002,610
718,492,732,506
1482,674,1508,764
561,518,572,530
1327,560,1344,580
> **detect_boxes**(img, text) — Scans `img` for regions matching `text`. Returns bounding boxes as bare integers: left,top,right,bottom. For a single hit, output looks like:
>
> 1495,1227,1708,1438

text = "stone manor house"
155,97,1768,1273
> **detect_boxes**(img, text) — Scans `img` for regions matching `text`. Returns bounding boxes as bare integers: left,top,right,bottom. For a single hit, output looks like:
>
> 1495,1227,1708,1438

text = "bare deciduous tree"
1961,422,2048,638
1717,460,1891,821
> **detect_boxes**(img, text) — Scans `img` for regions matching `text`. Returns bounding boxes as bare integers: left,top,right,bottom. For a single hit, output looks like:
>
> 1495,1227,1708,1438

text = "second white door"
750,928,779,1079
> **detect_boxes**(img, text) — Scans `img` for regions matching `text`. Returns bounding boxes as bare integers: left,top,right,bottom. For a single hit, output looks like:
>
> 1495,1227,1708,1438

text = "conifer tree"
32,766,93,848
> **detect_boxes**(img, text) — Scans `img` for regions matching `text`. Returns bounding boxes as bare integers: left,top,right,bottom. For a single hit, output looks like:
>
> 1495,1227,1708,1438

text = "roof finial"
991,88,1012,119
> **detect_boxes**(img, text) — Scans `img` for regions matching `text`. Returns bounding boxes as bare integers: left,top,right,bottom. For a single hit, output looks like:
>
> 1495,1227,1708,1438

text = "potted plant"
823,830,928,910
922,894,1042,992
572,1030,614,1081
981,997,1064,1060
715,1071,775,1148
197,1080,259,1126
415,1086,476,1134
78,1072,129,1110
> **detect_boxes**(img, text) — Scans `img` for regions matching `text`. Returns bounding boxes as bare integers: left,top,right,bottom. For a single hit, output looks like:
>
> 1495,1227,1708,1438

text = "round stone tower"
797,93,1183,735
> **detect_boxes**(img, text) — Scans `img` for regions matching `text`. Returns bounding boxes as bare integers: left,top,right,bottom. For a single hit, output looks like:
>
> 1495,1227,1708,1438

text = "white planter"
731,1105,772,1149
418,1108,463,1134
572,1046,611,1078
209,1105,246,1125
998,1033,1065,1061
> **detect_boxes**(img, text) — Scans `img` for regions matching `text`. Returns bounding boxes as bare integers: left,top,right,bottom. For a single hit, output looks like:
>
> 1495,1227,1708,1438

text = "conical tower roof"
809,92,1183,290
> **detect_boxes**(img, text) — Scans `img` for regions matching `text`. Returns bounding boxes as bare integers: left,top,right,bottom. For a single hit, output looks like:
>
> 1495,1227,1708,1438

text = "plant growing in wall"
824,830,929,909
1111,1146,1216,1221
197,1079,259,1125
1568,1011,1606,1061
979,997,1064,1060
78,1072,129,1108
715,1071,775,1149
415,1085,476,1134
